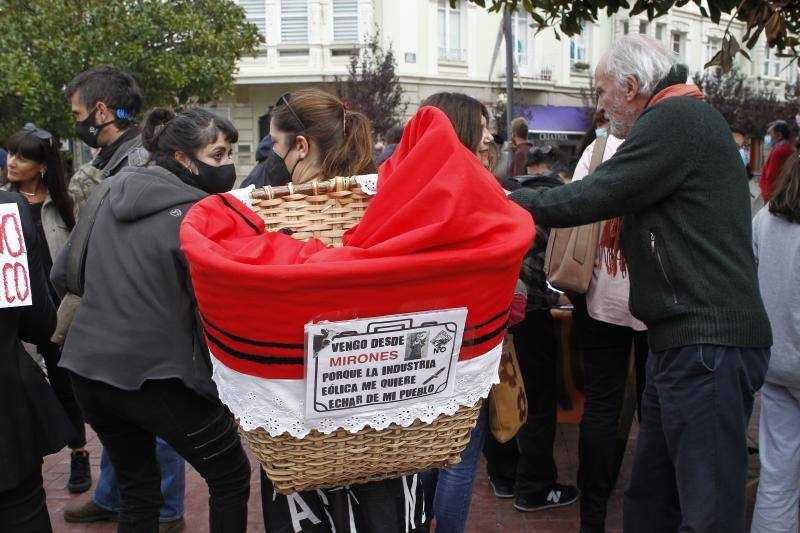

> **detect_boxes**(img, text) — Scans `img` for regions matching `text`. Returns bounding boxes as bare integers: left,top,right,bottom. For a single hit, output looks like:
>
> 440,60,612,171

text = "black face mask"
191,158,237,194
261,148,293,186
75,108,115,148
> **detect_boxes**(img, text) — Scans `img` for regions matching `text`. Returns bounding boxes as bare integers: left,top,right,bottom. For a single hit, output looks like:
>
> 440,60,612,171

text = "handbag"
488,333,527,443
543,134,608,294
50,179,112,345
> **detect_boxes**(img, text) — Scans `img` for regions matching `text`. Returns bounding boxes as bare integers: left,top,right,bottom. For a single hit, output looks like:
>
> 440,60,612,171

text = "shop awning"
513,105,591,135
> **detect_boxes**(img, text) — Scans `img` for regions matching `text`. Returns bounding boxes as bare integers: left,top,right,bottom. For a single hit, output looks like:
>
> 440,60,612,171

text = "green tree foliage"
335,31,407,141
696,67,798,137
0,0,260,140
462,1,800,70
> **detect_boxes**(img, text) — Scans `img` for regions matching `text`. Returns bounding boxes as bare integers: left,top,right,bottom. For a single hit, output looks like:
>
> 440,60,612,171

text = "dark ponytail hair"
272,89,374,177
142,107,238,161
4,127,75,230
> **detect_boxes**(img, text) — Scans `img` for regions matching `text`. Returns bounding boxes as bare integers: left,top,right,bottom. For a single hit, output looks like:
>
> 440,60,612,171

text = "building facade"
224,0,797,175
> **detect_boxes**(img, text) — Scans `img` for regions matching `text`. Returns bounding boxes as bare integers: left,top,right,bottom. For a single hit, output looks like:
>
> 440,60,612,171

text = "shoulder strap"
64,179,113,295
588,135,609,174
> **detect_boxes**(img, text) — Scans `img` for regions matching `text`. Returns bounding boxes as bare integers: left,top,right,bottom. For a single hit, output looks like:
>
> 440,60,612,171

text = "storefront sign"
533,132,571,142
304,309,467,419
0,203,32,309
531,132,589,143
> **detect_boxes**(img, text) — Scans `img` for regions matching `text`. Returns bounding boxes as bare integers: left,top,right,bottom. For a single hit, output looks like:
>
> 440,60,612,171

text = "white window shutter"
238,0,266,37
333,0,359,43
281,0,308,44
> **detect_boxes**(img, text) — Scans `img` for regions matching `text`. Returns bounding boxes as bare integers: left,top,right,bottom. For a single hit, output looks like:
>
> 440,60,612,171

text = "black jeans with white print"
261,468,429,533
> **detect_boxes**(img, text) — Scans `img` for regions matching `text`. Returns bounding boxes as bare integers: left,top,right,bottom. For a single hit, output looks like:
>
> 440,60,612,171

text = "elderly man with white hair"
510,34,772,532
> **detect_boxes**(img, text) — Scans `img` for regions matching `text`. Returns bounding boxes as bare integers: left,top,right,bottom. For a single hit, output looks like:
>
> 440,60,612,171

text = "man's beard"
606,96,637,139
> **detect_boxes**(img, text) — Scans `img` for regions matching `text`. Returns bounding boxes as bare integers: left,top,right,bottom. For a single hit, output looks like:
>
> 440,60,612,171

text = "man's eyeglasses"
275,93,306,132
24,123,54,144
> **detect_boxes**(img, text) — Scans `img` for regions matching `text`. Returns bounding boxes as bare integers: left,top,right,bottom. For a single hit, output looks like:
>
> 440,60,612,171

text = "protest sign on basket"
305,309,466,419
1,202,32,309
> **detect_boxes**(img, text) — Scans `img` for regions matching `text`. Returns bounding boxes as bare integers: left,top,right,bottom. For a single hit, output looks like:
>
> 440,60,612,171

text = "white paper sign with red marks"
0,203,32,308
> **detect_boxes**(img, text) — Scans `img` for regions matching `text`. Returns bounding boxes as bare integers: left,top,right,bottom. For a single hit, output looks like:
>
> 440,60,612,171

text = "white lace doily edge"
211,343,501,438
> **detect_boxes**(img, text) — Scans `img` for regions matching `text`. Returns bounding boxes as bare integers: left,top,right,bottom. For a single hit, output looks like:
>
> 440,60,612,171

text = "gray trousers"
751,381,800,533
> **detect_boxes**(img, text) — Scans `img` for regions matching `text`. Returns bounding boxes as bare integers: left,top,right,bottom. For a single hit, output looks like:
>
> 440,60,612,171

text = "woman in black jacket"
3,124,92,493
0,191,74,532
52,108,251,533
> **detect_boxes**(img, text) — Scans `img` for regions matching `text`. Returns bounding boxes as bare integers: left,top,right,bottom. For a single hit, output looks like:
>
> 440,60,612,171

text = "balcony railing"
438,47,466,62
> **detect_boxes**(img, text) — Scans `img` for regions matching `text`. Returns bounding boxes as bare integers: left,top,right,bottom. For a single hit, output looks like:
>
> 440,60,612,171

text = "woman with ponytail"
1,124,93,494
264,88,375,186
52,107,251,533
254,90,431,533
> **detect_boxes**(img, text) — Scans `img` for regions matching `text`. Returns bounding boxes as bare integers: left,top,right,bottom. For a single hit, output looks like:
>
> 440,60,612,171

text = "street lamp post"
503,6,514,140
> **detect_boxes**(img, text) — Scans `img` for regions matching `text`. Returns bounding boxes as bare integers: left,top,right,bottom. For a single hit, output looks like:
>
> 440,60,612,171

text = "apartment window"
706,36,722,64
671,31,684,59
639,20,649,35
623,21,629,35
763,46,782,78
240,0,266,36
655,23,666,42
570,25,588,70
511,10,529,66
786,64,797,84
281,0,308,44
438,0,464,62
332,0,359,43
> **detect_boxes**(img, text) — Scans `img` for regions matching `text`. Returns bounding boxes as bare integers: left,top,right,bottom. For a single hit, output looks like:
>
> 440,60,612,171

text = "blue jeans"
623,345,769,533
420,402,488,533
93,438,185,522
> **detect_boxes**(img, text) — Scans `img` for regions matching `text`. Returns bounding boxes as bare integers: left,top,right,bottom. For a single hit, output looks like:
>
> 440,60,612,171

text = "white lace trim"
355,174,378,195
211,344,501,438
229,184,255,208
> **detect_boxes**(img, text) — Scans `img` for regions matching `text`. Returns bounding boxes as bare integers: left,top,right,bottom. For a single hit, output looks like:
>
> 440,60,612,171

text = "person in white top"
570,120,649,533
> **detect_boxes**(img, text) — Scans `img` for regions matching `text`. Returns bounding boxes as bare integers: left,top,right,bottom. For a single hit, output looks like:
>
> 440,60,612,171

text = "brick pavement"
46,412,761,533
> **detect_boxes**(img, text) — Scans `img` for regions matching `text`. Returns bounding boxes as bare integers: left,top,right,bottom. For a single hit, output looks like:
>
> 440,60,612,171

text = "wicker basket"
250,176,372,246
242,401,483,493
243,177,485,494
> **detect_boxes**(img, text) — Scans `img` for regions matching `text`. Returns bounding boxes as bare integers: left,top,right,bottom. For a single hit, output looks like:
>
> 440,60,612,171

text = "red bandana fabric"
180,106,535,380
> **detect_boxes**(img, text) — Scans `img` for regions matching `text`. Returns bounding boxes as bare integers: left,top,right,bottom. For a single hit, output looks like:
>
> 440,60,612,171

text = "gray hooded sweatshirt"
53,164,217,398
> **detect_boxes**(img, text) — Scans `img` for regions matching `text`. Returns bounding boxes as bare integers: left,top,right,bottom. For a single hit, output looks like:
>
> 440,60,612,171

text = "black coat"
0,191,74,490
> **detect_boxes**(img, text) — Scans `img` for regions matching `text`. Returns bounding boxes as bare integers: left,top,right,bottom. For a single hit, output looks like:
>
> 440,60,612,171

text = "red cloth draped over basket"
180,106,534,380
